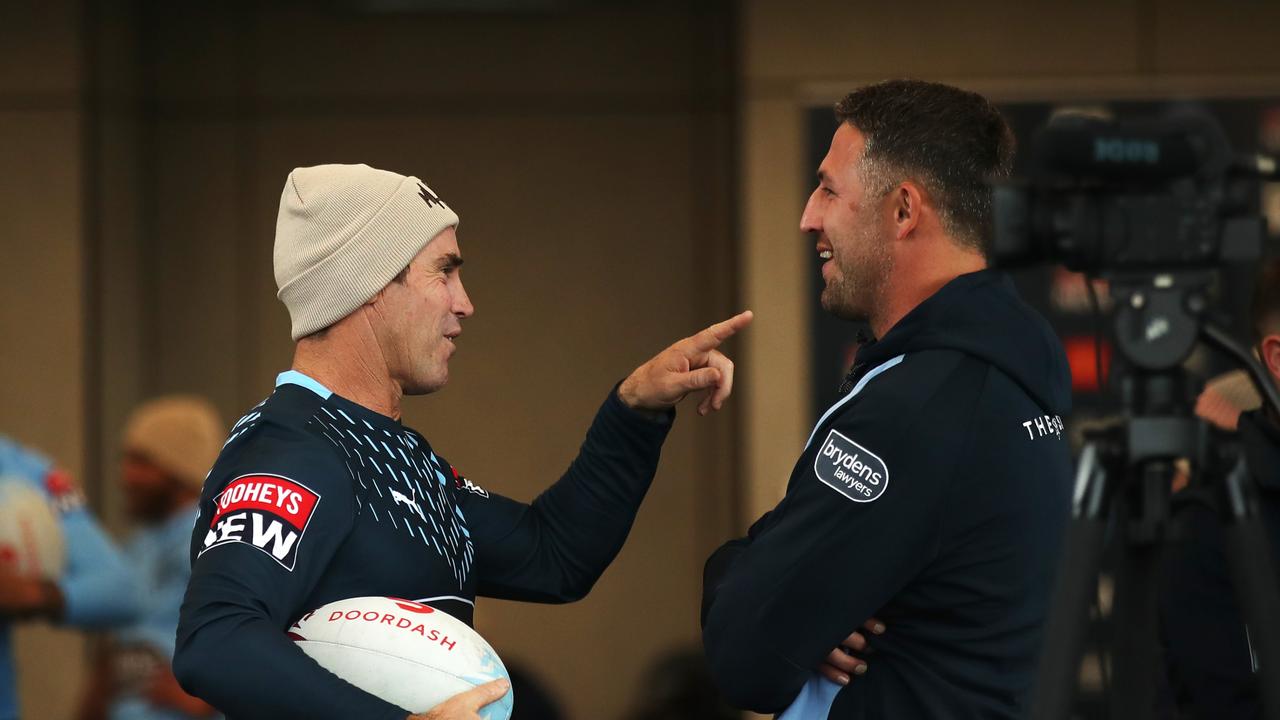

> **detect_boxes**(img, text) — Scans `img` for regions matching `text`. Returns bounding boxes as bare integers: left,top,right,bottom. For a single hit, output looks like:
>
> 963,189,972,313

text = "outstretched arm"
466,311,753,602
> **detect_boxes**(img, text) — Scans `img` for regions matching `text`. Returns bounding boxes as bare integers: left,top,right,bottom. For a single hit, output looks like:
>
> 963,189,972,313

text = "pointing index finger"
687,310,754,353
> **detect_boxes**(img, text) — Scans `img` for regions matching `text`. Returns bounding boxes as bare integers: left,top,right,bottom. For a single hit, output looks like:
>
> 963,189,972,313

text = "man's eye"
821,187,835,197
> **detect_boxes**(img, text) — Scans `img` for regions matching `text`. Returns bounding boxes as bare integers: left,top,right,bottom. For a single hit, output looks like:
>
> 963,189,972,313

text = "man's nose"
800,192,822,233
454,281,475,318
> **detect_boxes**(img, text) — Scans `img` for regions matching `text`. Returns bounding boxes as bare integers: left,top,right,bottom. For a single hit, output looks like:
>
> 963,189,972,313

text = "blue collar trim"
275,370,334,400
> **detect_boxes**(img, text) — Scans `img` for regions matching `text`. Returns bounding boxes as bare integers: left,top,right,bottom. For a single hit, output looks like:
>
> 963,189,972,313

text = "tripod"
1030,275,1280,720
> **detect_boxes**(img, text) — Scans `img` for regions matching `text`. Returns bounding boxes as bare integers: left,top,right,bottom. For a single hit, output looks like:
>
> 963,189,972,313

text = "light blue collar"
275,370,333,400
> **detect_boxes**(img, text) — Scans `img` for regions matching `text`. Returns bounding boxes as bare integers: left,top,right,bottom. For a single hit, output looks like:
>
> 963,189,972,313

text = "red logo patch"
210,475,318,529
44,468,84,512
44,468,75,497
199,474,321,571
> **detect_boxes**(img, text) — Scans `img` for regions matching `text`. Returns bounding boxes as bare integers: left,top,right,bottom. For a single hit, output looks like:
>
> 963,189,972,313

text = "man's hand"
618,310,753,416
818,617,885,686
146,664,217,717
408,679,511,720
0,561,63,620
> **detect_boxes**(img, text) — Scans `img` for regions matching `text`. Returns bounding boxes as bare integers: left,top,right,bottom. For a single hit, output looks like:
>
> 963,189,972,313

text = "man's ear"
890,182,924,240
367,278,398,308
1262,334,1280,385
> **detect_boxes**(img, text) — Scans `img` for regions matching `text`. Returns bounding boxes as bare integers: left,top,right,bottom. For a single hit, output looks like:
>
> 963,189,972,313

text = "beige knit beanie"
274,163,459,340
123,395,225,490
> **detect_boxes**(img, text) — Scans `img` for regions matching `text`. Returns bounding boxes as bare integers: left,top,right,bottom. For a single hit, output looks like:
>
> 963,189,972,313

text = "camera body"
992,112,1266,275
992,111,1269,371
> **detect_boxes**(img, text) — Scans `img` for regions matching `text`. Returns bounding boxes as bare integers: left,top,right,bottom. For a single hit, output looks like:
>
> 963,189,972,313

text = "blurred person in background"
0,434,140,720
1160,258,1280,719
173,163,751,720
78,396,225,720
1194,369,1262,433
701,79,1074,719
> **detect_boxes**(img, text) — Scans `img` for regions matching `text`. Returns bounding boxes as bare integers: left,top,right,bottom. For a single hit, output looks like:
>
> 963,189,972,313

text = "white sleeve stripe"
413,595,475,607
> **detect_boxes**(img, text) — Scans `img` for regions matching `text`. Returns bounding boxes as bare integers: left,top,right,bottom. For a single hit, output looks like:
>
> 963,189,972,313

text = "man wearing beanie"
174,163,752,720
79,396,224,720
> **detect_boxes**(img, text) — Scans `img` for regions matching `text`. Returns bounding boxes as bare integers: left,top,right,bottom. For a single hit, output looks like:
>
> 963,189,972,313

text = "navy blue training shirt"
174,372,671,720
702,269,1074,719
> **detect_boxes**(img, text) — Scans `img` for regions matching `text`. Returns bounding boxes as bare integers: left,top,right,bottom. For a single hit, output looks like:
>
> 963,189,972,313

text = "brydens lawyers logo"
813,429,888,503
199,473,320,571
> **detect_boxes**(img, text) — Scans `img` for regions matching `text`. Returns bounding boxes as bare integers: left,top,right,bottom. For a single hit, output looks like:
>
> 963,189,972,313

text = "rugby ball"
289,596,513,719
0,475,66,579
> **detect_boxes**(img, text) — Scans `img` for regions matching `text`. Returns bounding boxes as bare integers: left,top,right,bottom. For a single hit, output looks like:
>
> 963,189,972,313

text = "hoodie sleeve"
701,509,773,627
701,352,982,713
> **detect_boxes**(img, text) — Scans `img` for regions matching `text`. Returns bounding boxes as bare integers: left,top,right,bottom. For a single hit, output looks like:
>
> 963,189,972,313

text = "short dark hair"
834,79,1015,253
1252,257,1280,342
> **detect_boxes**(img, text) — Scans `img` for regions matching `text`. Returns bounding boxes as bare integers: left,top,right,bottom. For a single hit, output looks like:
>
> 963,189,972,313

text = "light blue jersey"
0,435,141,720
108,505,220,720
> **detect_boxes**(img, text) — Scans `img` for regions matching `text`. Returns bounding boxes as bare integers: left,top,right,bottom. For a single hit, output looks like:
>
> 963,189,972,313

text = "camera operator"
1160,258,1280,720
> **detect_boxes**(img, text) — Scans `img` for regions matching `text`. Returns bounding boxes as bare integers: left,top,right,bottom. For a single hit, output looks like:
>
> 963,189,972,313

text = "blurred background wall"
3,1,1280,719
0,4,89,716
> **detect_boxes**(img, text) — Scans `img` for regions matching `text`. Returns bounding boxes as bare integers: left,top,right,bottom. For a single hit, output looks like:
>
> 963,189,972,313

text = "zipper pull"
840,328,875,394
838,364,863,395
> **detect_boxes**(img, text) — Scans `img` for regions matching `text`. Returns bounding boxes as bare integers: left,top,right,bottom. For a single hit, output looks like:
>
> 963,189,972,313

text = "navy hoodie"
702,269,1073,719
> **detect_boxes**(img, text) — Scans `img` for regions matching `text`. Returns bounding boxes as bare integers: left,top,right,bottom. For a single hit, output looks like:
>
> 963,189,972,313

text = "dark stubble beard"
820,214,894,325
127,482,182,524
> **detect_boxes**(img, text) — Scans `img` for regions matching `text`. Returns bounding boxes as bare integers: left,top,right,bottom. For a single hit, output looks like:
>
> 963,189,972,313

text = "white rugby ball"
289,596,513,719
0,475,66,579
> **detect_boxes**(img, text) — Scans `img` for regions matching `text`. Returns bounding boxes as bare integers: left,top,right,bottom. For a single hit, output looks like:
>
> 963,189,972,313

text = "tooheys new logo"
813,429,889,503
199,474,320,571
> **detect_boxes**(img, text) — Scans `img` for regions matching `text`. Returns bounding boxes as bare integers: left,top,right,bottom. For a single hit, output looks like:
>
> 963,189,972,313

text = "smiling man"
172,163,751,720
701,80,1074,719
